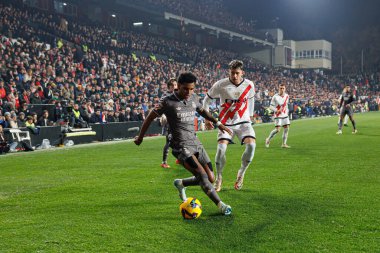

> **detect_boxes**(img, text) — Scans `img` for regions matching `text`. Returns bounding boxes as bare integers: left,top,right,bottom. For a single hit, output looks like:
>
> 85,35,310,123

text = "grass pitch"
0,112,379,252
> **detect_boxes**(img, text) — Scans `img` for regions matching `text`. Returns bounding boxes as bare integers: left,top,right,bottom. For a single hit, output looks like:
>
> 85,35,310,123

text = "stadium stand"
0,0,379,148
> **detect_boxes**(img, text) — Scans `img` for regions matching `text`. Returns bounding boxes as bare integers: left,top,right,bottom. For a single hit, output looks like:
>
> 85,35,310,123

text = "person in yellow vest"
132,52,137,61
57,39,63,49
25,115,40,134
149,54,156,61
82,44,88,53
71,103,88,128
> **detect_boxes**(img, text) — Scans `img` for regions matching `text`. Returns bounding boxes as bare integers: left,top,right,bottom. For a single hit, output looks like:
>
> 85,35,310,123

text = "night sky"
225,0,380,40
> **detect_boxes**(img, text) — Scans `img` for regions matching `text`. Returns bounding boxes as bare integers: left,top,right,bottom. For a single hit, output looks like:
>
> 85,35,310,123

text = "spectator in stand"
130,107,140,121
2,111,11,128
106,110,116,122
79,100,91,123
9,112,19,128
0,80,6,100
30,91,42,104
0,124,10,155
17,112,26,127
89,107,103,124
71,103,88,128
25,115,39,134
37,110,53,127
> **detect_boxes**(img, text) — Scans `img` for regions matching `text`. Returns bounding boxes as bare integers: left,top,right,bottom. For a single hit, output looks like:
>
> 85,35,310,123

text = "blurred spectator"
25,115,40,134
0,124,10,154
37,110,53,126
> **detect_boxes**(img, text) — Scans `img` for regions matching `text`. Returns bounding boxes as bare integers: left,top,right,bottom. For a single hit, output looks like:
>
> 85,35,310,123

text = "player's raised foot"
352,129,358,134
281,144,291,148
175,159,181,165
214,177,222,192
218,202,232,216
161,163,170,168
265,138,270,148
174,179,187,202
234,175,244,190
336,130,342,135
344,123,348,127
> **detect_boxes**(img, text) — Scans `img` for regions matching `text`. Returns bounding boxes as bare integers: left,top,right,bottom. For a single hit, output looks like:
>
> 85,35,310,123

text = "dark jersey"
153,92,202,149
340,91,356,107
160,91,173,136
339,91,356,117
160,91,172,100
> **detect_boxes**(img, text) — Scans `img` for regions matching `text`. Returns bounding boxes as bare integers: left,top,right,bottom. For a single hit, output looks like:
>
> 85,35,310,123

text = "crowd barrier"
4,121,162,147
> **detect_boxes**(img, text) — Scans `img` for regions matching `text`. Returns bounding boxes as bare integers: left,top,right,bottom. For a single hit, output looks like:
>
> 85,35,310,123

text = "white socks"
268,128,279,140
282,127,289,145
238,143,256,178
215,143,227,179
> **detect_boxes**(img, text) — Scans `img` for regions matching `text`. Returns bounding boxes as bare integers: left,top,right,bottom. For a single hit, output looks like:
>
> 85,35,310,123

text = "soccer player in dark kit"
336,85,357,135
160,78,178,168
134,72,233,215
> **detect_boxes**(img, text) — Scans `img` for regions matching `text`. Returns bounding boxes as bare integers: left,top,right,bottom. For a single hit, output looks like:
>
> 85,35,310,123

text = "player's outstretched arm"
197,108,232,135
134,110,158,146
202,95,214,130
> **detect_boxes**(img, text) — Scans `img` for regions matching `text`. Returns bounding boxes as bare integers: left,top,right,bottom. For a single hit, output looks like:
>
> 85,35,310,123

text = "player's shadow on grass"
181,193,334,242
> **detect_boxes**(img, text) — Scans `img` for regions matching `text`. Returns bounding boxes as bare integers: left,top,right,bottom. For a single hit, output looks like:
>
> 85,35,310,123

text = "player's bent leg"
174,175,201,202
215,142,227,191
344,114,349,126
338,114,344,131
349,115,357,133
218,201,232,215
174,179,188,202
162,139,170,167
184,156,220,203
197,173,232,215
203,162,215,183
236,139,256,190
184,155,231,214
266,128,279,147
281,126,290,148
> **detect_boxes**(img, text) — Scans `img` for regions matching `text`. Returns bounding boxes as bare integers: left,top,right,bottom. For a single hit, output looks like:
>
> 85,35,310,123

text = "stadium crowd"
122,0,267,39
0,1,379,133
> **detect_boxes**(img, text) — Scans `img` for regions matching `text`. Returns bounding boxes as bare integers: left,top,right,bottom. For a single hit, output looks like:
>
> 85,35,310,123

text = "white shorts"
274,117,290,127
217,122,256,144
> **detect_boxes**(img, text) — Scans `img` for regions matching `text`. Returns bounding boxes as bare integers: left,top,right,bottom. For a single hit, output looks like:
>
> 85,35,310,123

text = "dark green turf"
1,112,379,252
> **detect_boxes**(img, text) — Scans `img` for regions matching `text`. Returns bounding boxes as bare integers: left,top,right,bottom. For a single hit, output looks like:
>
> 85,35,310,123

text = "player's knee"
197,174,214,194
216,143,227,156
207,162,213,172
243,143,256,162
206,162,215,183
184,156,198,169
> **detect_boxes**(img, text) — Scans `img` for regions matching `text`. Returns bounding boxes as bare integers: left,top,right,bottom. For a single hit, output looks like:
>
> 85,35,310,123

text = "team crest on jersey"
234,91,241,99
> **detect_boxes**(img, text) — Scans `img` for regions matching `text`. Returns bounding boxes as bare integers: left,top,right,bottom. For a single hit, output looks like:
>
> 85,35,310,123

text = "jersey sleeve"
194,94,203,112
248,81,255,99
153,98,167,116
269,95,277,111
206,80,220,99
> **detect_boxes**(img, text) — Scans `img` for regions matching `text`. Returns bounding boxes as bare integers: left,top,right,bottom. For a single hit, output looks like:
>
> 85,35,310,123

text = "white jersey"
270,93,290,118
205,78,255,126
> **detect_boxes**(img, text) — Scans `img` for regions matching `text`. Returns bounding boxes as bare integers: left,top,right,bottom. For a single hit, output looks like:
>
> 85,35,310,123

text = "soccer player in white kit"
265,83,291,148
203,60,256,192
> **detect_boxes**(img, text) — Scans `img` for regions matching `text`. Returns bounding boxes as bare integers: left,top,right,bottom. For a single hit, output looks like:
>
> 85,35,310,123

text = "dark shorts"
340,105,353,117
172,144,211,165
